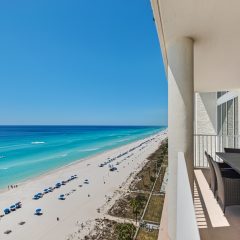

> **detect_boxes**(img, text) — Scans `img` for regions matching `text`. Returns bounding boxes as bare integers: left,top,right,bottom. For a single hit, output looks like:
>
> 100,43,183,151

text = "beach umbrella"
60,194,64,198
36,208,41,212
4,208,10,214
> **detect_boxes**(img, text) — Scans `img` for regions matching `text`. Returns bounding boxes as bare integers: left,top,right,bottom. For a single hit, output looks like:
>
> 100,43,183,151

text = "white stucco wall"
195,92,217,135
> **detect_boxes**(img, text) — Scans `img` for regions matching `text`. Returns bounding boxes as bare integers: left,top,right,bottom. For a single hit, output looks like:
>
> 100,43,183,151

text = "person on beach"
57,217,59,221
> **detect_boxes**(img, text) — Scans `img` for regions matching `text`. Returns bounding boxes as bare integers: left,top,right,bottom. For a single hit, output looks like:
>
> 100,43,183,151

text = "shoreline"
0,129,167,240
0,129,165,193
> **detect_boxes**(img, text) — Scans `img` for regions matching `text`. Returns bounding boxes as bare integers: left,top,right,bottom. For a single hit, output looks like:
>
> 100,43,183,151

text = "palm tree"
116,223,135,240
148,167,151,179
141,175,145,186
130,198,140,224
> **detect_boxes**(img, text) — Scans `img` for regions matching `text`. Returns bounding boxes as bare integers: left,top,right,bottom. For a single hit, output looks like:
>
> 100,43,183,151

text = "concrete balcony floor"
194,168,240,240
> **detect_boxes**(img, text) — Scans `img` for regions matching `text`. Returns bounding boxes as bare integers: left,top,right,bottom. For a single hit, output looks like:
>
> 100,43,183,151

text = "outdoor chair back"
224,148,240,153
211,155,240,213
205,151,217,195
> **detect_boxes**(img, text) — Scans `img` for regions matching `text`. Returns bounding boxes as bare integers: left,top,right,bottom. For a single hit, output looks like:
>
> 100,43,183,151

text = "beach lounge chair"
15,202,22,209
37,193,43,198
33,195,39,200
58,194,65,200
10,205,16,211
35,208,42,215
4,230,12,234
44,189,49,194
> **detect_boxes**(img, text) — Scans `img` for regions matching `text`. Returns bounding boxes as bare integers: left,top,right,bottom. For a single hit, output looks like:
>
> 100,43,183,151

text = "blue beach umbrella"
4,208,10,214
33,195,39,200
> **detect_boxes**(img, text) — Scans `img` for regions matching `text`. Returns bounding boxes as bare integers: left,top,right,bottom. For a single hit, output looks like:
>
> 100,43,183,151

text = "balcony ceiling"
151,0,240,92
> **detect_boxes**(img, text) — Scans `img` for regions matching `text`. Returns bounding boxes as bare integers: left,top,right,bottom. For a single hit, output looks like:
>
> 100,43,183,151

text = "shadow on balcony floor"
194,168,240,240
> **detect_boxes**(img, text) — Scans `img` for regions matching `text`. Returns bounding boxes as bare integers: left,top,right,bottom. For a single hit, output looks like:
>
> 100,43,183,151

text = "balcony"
194,134,240,239
150,0,240,238
194,168,240,239
158,135,240,240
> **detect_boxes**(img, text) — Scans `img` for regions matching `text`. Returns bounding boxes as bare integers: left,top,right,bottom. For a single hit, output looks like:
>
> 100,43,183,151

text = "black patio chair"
211,155,240,213
205,151,232,196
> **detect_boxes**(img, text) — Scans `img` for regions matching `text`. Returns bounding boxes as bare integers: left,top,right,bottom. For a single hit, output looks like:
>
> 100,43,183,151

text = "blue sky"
0,0,167,126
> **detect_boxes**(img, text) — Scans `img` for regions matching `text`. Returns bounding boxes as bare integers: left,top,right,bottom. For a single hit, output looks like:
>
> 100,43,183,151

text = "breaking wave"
31,141,45,145
78,148,100,152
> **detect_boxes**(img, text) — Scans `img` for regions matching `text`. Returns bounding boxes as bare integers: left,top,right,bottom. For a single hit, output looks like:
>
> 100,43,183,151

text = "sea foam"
78,148,100,152
31,141,45,145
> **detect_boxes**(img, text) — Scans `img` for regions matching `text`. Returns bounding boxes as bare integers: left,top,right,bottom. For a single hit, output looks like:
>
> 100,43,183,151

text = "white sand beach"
0,130,167,240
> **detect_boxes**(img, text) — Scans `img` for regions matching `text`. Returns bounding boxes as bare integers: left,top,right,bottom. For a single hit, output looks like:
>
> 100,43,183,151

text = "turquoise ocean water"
0,126,165,189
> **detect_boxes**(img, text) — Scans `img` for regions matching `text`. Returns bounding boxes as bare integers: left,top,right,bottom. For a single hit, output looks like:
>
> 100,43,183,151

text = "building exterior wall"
194,91,239,167
195,92,217,135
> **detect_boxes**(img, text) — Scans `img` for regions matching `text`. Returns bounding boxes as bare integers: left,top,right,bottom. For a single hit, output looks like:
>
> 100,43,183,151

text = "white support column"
167,37,194,240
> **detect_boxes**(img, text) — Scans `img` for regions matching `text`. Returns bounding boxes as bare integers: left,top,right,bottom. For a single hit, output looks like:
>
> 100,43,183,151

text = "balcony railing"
194,134,240,168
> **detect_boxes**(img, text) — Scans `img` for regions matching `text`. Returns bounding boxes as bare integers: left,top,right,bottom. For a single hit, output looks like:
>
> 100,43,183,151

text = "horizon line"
0,124,167,127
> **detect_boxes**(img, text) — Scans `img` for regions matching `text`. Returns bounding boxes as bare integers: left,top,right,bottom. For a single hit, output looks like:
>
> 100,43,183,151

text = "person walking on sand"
57,217,59,221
